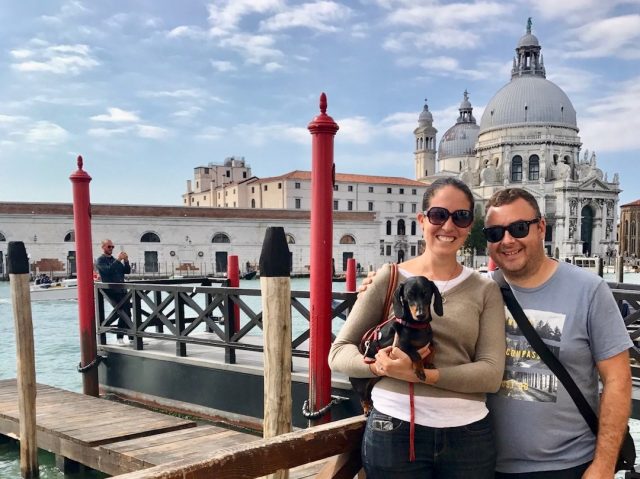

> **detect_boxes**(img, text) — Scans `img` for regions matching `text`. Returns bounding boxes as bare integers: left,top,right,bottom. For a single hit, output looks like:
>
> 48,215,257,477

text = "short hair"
486,188,541,217
421,177,474,211
101,239,113,247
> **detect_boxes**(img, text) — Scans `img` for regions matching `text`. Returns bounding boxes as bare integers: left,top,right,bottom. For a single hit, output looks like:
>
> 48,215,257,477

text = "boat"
30,278,78,301
241,270,257,280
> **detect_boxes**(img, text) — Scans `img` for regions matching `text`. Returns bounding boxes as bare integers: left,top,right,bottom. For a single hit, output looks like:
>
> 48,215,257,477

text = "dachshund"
350,275,444,415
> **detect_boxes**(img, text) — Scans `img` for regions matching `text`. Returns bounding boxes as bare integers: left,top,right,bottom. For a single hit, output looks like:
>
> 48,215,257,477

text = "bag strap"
499,284,599,435
381,263,398,322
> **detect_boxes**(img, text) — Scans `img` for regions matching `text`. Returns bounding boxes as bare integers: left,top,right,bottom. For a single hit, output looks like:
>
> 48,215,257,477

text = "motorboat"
30,278,78,301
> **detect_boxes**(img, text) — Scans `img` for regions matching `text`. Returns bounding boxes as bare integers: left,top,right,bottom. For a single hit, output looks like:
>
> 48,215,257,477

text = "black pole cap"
259,227,291,278
7,241,29,275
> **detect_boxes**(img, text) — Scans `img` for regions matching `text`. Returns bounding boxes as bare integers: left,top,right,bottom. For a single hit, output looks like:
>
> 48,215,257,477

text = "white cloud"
24,121,69,145
40,1,89,24
137,124,170,139
195,126,227,140
384,30,479,51
172,106,204,118
90,108,140,123
264,61,283,72
564,15,640,59
167,25,207,39
0,114,28,125
386,2,513,28
398,56,489,80
335,116,375,144
220,33,283,64
547,66,599,94
87,127,131,138
260,1,352,32
207,0,284,36
11,42,99,75
380,112,417,138
525,0,632,24
211,60,237,72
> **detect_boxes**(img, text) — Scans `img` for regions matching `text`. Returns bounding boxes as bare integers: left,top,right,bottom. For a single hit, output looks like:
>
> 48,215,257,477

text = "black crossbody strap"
499,284,599,435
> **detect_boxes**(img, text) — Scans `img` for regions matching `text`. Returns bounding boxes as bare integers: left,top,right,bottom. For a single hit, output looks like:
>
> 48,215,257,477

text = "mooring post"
307,93,339,425
259,227,292,479
346,258,356,292
69,156,98,397
8,241,39,479
616,255,624,284
227,255,240,331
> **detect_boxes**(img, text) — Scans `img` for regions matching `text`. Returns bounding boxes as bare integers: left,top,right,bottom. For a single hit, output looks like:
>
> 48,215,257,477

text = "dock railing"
95,279,357,362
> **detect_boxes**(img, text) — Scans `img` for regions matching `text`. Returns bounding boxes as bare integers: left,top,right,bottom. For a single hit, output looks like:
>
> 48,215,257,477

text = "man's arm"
583,350,631,479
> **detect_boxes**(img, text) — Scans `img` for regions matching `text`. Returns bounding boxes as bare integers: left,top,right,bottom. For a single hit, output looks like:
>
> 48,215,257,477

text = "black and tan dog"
351,276,444,414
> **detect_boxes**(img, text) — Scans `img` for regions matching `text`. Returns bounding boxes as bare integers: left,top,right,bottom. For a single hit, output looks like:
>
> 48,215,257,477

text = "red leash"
409,382,416,461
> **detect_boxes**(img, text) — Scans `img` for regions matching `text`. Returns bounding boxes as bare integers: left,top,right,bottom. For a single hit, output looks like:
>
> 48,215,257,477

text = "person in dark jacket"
96,239,131,345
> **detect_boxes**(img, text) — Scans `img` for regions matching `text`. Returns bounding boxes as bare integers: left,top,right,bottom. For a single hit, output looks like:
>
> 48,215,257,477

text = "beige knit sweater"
329,263,506,402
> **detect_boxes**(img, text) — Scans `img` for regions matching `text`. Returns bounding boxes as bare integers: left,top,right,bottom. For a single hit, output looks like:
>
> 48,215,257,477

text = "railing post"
260,227,292,479
227,255,240,331
8,242,39,479
307,93,339,425
69,156,98,397
174,287,186,357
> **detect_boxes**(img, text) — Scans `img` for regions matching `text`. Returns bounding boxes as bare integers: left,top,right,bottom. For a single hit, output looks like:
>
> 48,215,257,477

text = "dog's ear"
432,284,444,316
393,283,405,319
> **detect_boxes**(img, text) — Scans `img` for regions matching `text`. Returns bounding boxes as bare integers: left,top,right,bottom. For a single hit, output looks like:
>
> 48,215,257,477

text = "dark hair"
486,188,541,217
421,177,474,212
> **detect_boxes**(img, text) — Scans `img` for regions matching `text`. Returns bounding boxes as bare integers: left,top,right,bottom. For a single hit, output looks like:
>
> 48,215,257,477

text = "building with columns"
416,20,621,260
620,200,640,263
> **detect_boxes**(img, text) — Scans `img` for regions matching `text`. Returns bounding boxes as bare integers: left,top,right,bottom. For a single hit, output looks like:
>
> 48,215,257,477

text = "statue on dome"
527,17,532,33
582,149,589,163
613,173,619,183
590,151,596,166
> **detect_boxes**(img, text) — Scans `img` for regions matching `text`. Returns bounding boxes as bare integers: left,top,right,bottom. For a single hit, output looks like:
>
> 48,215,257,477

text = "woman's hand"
357,271,376,296
374,345,438,384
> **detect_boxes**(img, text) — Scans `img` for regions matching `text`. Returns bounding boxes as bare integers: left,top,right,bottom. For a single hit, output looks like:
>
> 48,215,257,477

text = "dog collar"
394,317,431,329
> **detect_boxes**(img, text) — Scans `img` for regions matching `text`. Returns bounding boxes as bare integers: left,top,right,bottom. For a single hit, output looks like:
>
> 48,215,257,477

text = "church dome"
517,32,539,47
438,123,479,159
418,101,433,126
479,76,577,132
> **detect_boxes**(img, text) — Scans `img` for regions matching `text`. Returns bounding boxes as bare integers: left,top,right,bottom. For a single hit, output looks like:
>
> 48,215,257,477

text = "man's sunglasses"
106,245,115,249
424,207,474,228
483,218,540,243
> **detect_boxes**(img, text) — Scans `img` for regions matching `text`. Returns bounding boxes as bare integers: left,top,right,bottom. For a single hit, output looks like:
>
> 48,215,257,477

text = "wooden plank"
110,415,366,479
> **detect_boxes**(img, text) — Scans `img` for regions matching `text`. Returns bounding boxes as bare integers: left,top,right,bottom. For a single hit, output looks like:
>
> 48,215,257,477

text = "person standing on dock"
485,188,632,479
330,177,506,478
96,239,131,345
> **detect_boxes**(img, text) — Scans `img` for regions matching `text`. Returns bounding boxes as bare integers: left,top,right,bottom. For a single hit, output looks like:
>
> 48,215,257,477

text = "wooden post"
69,156,98,396
616,255,624,284
307,93,339,425
597,257,604,278
259,227,292,479
8,241,39,479
346,258,356,292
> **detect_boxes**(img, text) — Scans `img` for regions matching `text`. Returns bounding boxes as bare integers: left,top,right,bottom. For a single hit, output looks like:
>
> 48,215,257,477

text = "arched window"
0,232,5,241
528,155,539,180
340,234,356,244
386,220,392,236
397,219,406,235
411,221,416,236
511,155,523,182
141,232,160,242
251,198,256,208
212,233,230,243
286,234,295,244
64,231,75,242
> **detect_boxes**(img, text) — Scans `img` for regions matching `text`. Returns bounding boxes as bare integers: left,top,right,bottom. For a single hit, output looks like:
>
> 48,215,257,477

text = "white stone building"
417,21,621,259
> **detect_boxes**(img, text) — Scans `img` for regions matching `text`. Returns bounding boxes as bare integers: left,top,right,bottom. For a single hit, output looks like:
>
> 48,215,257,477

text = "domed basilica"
414,20,620,259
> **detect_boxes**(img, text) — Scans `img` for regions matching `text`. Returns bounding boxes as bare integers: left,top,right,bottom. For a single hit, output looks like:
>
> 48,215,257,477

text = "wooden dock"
0,379,351,477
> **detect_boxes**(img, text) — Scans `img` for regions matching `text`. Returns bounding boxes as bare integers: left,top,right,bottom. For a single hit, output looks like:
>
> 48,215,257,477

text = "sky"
0,0,639,207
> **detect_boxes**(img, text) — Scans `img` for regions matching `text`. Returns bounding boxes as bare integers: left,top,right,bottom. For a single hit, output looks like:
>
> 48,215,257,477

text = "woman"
329,177,506,479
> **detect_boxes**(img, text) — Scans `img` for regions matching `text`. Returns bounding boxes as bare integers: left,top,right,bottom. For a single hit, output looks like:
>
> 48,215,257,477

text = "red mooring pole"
307,93,339,424
227,255,240,330
69,156,98,396
346,258,356,293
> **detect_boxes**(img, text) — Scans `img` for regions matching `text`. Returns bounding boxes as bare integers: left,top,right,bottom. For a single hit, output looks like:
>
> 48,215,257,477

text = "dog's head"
393,276,443,321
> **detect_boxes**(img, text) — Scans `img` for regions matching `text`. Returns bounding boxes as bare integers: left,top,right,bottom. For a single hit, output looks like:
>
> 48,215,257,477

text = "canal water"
1,274,639,478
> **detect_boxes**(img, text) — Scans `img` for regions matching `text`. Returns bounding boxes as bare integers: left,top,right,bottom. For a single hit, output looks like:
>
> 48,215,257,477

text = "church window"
64,231,75,242
411,221,416,235
212,233,230,243
397,219,406,235
528,155,540,181
295,198,301,209
141,232,161,243
368,201,374,211
251,199,256,208
511,156,523,182
340,235,356,244
386,220,392,235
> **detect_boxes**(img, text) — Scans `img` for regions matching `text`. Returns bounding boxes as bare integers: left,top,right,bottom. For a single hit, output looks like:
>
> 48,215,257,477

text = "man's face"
485,198,547,280
102,242,115,255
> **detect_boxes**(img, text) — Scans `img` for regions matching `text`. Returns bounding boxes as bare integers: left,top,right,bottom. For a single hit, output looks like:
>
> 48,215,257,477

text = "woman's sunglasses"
424,207,474,228
483,218,540,243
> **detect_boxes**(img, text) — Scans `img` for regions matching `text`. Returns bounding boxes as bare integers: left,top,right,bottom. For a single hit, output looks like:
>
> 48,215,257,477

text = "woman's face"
417,185,473,258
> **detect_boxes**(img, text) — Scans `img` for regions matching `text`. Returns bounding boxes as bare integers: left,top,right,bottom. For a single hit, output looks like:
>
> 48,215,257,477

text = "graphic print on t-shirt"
497,309,565,402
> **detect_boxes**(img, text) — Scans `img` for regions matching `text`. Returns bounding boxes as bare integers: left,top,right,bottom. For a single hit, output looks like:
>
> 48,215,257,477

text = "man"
485,188,632,478
96,239,131,345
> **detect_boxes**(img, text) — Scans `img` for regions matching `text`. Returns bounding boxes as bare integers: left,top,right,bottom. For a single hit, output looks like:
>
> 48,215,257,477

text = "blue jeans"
362,408,496,479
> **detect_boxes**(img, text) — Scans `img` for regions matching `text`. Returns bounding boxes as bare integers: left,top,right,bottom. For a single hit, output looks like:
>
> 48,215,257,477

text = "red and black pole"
69,156,98,397
346,258,356,293
307,93,339,424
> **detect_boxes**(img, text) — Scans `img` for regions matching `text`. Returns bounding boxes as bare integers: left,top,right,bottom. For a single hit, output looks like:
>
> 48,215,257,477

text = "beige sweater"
329,263,506,402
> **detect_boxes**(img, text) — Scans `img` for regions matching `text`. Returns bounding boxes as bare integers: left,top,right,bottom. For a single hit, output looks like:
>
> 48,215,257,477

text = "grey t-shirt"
487,261,632,473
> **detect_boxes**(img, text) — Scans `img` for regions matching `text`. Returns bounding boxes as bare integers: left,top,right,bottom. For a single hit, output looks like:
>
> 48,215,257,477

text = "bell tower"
414,99,437,182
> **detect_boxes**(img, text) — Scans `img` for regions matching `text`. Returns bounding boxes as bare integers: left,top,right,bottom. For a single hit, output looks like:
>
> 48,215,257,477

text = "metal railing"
95,279,357,363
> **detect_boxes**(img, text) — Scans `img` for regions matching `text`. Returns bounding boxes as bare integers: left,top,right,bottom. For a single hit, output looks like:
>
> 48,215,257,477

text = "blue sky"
0,1,638,207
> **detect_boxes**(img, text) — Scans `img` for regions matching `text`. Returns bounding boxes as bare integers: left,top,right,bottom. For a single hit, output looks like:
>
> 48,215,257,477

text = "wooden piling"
259,227,292,479
597,256,604,278
8,241,39,479
616,255,625,284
